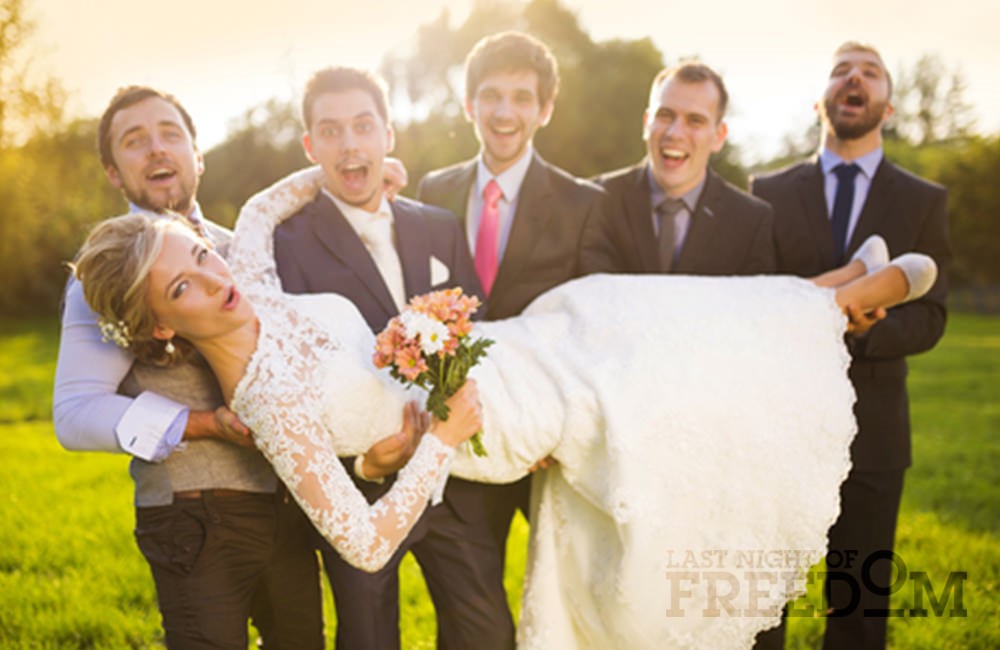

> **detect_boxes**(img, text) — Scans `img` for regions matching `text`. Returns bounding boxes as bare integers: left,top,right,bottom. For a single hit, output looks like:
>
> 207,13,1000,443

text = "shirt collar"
819,147,883,179
128,201,206,224
646,165,708,214
475,145,534,202
322,187,392,233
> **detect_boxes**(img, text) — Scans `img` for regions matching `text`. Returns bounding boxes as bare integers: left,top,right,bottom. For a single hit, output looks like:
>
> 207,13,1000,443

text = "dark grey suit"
417,152,607,645
751,157,950,650
586,161,776,275
274,192,501,650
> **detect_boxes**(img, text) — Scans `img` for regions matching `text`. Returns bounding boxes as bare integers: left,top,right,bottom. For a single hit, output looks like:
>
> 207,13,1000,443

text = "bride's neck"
194,318,260,403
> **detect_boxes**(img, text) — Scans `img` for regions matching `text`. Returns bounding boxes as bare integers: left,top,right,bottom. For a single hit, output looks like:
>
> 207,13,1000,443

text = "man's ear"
538,100,555,128
194,147,205,176
711,120,729,153
463,98,475,123
105,164,123,190
302,132,317,163
386,124,396,154
152,323,175,342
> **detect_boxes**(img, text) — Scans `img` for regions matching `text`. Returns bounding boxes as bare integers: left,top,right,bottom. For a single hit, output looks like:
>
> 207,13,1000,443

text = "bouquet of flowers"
373,288,493,456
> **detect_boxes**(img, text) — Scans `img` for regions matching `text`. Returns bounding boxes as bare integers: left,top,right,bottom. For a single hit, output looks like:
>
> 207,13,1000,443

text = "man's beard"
126,182,196,216
822,95,887,140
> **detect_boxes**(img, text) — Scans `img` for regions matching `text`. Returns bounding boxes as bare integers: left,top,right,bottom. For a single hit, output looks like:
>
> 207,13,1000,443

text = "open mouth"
147,167,177,183
223,287,239,310
339,162,369,191
841,91,866,108
660,147,689,165
490,123,519,137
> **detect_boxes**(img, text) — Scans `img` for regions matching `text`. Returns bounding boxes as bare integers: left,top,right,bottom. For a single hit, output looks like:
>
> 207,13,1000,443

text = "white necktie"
359,213,406,311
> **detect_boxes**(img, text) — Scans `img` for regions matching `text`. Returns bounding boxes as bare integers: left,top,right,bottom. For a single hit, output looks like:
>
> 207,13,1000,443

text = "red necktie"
475,179,503,296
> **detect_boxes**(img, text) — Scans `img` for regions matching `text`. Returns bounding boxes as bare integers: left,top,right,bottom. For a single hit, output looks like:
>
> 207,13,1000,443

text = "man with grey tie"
582,62,775,277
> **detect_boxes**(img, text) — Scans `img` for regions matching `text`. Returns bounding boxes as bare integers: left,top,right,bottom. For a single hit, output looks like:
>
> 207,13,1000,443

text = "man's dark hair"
650,62,730,121
464,31,560,107
301,66,391,130
98,86,197,169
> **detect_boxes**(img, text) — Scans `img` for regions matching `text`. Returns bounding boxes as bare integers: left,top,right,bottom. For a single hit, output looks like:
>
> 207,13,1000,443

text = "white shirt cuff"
115,391,188,461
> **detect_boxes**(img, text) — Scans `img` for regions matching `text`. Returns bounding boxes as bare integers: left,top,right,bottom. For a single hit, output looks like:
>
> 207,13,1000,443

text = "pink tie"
475,179,502,296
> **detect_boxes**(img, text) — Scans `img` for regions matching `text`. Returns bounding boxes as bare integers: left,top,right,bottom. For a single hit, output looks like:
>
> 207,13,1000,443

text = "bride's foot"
890,253,938,303
851,235,889,273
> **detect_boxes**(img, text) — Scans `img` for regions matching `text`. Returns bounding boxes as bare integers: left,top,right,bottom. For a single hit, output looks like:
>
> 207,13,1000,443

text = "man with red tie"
417,31,607,641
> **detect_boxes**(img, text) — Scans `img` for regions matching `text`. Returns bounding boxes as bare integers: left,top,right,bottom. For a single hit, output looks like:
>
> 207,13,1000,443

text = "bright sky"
34,0,1000,164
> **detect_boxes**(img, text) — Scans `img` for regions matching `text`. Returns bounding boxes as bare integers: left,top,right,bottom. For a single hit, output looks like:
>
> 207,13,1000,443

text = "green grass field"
0,314,996,648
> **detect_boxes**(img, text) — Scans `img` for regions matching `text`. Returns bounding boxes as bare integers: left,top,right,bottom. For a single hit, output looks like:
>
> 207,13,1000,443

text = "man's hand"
360,401,427,480
844,303,887,336
529,456,557,473
383,157,409,201
185,406,255,448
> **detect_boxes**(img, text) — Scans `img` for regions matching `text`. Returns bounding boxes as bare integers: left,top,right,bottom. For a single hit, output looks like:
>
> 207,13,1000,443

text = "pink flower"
394,344,428,381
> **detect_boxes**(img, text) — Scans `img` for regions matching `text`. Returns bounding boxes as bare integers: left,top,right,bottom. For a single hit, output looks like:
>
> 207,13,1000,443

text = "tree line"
1,0,997,316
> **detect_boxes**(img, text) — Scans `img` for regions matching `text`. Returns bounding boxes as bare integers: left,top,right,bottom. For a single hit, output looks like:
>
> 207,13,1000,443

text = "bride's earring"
165,339,176,355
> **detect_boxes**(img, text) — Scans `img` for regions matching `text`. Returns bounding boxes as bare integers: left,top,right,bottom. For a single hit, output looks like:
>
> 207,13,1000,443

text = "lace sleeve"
228,166,325,299
232,296,455,572
256,392,454,572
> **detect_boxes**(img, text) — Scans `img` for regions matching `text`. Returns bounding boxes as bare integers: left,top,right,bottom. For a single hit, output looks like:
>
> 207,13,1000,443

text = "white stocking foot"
890,253,938,303
851,235,889,273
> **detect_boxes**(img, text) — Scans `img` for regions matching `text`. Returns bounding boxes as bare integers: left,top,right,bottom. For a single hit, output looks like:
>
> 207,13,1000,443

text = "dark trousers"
135,490,322,650
323,476,515,650
753,468,906,650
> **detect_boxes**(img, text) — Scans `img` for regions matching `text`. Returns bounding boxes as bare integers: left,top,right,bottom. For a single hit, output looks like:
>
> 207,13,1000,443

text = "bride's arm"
246,381,479,573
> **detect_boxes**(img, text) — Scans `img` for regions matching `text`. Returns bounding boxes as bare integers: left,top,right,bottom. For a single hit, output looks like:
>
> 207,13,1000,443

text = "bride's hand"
429,380,483,448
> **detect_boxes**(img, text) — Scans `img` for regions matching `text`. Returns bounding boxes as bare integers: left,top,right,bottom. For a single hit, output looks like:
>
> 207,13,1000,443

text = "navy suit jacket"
751,157,951,470
273,191,483,515
587,161,776,275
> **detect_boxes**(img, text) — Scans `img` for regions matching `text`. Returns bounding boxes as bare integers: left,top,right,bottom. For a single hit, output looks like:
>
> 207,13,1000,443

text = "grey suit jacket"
751,157,951,470
417,152,608,320
587,161,776,275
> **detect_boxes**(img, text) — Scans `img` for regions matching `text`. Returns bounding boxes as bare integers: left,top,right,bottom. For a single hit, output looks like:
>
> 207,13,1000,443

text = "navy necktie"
831,163,860,262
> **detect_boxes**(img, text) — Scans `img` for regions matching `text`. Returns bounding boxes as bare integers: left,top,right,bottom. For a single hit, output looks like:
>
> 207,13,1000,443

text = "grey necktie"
657,197,686,272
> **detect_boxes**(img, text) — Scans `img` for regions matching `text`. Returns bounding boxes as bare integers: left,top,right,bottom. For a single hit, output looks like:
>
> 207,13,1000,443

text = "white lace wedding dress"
228,169,858,649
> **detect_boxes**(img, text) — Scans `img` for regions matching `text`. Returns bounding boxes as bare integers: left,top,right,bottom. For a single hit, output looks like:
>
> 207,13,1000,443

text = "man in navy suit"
273,66,498,650
751,42,951,650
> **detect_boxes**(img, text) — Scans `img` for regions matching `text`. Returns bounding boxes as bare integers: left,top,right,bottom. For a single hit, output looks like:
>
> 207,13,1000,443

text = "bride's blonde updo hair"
72,213,197,366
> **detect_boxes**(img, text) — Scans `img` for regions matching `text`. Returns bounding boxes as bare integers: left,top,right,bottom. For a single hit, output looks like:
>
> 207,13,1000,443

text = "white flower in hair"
98,318,131,349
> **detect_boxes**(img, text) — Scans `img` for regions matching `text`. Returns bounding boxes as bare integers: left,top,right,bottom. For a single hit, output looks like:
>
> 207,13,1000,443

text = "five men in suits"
273,66,500,650
417,31,608,643
585,62,775,276
751,42,951,650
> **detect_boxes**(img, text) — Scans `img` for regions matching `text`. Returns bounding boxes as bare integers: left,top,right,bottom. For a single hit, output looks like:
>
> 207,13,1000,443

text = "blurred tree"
199,98,308,226
0,0,63,146
382,0,685,185
888,54,974,145
0,119,121,315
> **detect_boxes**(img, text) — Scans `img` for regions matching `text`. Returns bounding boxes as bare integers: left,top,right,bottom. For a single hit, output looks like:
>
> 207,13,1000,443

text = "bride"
72,167,937,649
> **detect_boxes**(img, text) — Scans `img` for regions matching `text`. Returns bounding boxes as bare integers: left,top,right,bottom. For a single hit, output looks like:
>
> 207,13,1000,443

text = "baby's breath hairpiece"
98,318,132,349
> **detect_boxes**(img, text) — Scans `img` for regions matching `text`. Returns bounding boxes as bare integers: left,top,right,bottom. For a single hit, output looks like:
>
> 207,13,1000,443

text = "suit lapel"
393,201,431,298
845,159,897,257
309,193,398,316
675,171,724,271
796,158,838,268
494,154,556,290
443,162,477,226
624,163,661,272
